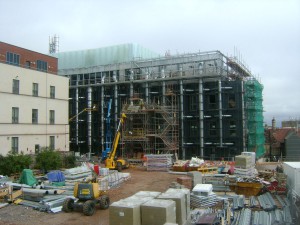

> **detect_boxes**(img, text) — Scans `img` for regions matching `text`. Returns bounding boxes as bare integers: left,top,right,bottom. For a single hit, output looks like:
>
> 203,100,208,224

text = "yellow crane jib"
69,105,97,122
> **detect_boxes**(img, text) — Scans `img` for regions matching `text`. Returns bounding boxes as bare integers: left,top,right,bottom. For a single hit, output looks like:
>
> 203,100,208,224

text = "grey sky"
1,0,299,126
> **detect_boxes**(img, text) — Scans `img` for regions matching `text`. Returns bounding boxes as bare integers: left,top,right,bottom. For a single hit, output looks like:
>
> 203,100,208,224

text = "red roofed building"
265,118,300,161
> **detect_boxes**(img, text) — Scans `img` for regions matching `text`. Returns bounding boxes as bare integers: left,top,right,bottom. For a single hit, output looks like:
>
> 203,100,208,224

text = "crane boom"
102,99,112,161
105,113,128,171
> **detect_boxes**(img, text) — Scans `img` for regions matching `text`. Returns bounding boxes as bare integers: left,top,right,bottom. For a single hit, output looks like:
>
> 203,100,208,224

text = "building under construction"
55,43,265,160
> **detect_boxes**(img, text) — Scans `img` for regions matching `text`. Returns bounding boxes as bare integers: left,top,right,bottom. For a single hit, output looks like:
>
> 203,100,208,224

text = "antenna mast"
49,35,59,54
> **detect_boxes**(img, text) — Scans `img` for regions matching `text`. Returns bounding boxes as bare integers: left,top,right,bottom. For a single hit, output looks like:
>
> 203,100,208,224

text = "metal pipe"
87,87,92,160
101,84,105,154
113,70,117,82
75,84,79,149
114,84,119,155
199,78,204,158
241,80,246,151
22,188,49,195
160,67,165,78
145,82,149,104
162,81,166,105
218,80,223,147
130,82,133,105
179,79,185,159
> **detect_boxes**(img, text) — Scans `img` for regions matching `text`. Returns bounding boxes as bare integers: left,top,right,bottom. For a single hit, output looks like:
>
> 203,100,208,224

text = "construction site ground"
0,167,178,225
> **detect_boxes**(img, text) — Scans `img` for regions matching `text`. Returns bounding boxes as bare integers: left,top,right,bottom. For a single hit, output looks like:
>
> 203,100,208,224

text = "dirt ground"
0,167,180,225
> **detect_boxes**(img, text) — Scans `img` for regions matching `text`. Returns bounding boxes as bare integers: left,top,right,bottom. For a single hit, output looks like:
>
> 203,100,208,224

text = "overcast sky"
1,0,299,126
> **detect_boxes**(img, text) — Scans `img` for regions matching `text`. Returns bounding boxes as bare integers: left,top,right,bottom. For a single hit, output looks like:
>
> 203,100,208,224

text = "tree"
35,148,62,173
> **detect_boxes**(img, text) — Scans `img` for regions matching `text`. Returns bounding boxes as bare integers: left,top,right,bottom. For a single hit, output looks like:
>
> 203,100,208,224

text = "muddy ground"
0,167,180,225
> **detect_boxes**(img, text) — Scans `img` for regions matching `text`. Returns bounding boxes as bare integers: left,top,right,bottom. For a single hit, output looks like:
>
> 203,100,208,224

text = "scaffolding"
60,45,264,160
120,91,179,158
244,78,265,158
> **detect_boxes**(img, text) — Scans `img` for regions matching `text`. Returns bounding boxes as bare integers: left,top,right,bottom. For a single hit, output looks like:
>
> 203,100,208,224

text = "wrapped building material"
187,171,202,188
145,154,173,171
134,191,161,198
110,200,143,225
157,192,186,225
192,184,213,196
235,155,252,169
141,199,176,225
165,188,190,223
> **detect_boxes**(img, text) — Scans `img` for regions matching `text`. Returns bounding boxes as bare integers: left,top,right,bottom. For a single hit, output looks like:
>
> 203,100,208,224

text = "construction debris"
0,158,298,225
0,162,130,214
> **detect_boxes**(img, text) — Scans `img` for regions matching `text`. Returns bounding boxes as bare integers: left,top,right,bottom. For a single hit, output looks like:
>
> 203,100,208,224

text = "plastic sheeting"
19,169,37,186
53,43,160,70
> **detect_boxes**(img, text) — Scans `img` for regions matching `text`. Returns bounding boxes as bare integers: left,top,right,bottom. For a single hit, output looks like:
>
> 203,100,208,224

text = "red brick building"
0,41,57,74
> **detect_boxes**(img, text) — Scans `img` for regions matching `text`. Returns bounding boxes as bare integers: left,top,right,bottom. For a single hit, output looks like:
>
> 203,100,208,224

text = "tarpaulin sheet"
19,169,37,186
47,171,65,182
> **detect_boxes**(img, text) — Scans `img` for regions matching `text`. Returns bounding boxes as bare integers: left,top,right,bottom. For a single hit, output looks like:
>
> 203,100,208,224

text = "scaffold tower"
244,78,265,158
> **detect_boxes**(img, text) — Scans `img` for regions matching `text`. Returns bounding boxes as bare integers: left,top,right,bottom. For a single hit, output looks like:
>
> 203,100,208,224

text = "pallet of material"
145,154,173,171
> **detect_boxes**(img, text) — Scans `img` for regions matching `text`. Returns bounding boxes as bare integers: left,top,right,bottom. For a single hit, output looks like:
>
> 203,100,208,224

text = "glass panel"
32,109,38,124
50,110,55,124
50,136,55,149
11,137,19,154
12,107,19,123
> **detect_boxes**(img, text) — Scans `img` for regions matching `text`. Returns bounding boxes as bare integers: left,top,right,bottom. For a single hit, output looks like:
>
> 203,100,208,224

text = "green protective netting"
244,79,265,158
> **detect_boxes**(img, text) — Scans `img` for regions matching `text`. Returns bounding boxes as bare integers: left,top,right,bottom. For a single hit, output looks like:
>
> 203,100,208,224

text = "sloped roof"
265,128,296,147
273,128,293,143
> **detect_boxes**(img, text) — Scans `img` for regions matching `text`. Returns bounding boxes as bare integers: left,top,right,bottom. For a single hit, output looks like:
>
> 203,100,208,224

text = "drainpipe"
180,80,185,159
199,78,204,158
87,87,92,160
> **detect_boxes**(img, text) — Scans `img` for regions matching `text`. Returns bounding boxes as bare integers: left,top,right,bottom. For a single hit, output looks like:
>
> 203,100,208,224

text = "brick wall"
0,42,57,74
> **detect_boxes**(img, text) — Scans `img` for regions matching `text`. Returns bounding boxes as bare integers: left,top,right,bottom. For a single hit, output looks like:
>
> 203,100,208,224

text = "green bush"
63,154,76,168
0,152,32,176
35,148,62,173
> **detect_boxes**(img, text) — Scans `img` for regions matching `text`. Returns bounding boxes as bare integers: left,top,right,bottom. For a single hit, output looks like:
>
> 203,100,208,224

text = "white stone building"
0,42,69,155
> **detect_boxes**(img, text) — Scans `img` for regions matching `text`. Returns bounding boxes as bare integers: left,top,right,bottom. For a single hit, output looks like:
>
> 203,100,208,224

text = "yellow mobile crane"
105,113,129,171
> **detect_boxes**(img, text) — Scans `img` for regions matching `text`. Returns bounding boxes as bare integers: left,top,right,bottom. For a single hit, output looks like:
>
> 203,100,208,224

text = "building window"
12,79,19,94
50,110,55,124
11,137,19,154
32,83,38,96
229,120,236,136
12,107,19,123
32,109,38,124
49,136,55,150
50,86,55,98
190,95,198,111
189,124,198,137
6,52,20,65
35,144,40,154
209,121,217,136
209,94,217,109
25,61,31,68
37,60,48,71
228,94,236,108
